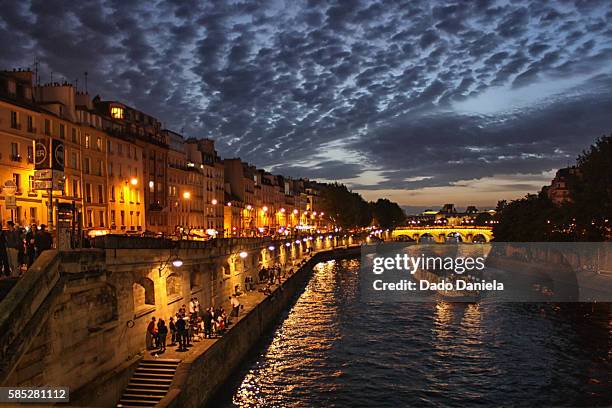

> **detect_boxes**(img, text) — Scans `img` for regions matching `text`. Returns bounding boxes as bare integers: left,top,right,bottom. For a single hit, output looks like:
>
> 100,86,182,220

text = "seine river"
213,258,611,407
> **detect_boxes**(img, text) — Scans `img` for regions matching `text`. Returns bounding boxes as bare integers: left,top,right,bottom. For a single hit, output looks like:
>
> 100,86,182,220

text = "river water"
214,258,611,407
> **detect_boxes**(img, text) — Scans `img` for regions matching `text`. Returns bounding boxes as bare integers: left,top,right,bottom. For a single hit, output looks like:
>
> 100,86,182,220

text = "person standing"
230,295,241,318
176,316,187,351
34,224,53,258
146,317,157,350
5,221,21,276
0,227,10,277
25,225,36,268
157,319,168,352
169,317,177,346
203,307,213,339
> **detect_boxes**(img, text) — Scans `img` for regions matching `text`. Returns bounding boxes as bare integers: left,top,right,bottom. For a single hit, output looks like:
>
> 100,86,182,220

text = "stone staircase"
116,358,181,407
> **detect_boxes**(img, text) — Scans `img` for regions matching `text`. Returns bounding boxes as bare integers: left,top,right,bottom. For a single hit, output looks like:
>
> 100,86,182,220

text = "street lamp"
130,178,138,186
239,251,248,259
183,191,191,239
212,198,218,205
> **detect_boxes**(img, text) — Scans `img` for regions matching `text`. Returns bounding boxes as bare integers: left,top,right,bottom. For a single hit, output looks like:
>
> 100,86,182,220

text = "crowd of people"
146,296,242,354
0,221,53,277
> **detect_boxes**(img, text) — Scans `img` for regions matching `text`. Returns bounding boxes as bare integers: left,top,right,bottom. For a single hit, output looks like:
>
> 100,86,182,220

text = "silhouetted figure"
157,319,168,352
169,317,177,345
176,317,187,351
0,229,10,277
34,224,53,258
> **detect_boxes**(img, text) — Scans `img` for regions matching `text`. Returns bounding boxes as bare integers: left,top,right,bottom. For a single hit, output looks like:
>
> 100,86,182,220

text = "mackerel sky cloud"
2,0,612,209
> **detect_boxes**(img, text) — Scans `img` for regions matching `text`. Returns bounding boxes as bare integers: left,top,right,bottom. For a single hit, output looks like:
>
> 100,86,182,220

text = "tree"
370,198,405,229
318,183,372,229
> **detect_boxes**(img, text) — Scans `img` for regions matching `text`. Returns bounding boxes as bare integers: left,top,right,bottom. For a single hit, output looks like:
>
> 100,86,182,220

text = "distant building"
542,166,581,206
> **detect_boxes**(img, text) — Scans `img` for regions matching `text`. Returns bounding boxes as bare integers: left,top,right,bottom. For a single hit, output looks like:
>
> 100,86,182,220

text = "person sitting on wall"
169,317,177,346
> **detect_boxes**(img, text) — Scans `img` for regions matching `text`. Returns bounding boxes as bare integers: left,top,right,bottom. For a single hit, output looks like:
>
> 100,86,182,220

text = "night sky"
2,0,612,211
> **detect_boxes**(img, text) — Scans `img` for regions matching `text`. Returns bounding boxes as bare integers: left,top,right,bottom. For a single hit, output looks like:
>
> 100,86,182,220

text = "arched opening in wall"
446,232,463,243
222,261,231,276
473,234,487,243
191,267,203,294
166,273,182,304
419,233,435,244
133,277,155,316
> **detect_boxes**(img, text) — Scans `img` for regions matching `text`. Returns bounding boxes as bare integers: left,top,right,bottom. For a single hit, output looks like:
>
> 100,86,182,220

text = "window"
97,185,104,204
107,140,113,154
96,137,101,151
44,119,51,135
71,128,78,143
120,189,124,202
85,183,92,203
98,210,105,227
29,207,37,223
110,210,116,226
27,116,34,133
117,143,123,155
13,173,21,191
84,134,90,148
97,161,102,176
10,111,18,129
110,186,115,201
27,145,33,163
70,152,78,169
84,158,90,174
59,124,65,139
72,179,79,197
110,106,124,119
28,176,34,192
120,210,125,226
87,210,93,228
108,162,113,176
10,143,20,161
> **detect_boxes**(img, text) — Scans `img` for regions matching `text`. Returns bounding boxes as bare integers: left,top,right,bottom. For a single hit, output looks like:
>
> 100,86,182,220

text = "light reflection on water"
215,259,611,408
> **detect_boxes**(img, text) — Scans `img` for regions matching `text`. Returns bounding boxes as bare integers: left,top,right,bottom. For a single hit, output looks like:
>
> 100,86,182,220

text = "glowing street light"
211,199,218,205
263,206,269,212
172,259,184,268
293,209,298,215
183,191,191,200
239,251,248,259
130,177,138,186
268,245,275,251
247,204,252,210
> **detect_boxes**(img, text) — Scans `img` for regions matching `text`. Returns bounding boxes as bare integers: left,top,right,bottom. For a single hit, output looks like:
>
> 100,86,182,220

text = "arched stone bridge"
392,226,493,243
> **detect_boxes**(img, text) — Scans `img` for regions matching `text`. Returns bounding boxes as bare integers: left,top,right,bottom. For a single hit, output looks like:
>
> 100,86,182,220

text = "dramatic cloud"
2,0,612,207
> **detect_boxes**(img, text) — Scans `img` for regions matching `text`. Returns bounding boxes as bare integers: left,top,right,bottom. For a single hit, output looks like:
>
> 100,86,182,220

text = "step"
129,377,173,385
136,366,176,373
133,371,175,378
124,387,167,396
117,398,157,407
120,393,163,402
140,362,179,369
127,383,170,391
141,359,180,365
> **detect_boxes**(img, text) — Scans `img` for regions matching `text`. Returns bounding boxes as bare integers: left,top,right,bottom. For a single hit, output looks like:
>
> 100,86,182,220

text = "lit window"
110,106,124,119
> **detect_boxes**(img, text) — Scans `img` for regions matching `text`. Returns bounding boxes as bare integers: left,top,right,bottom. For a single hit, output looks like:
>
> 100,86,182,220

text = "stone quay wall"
162,245,362,408
0,234,354,407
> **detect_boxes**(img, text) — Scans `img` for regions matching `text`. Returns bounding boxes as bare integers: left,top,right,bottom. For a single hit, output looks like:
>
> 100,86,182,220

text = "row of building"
0,69,328,238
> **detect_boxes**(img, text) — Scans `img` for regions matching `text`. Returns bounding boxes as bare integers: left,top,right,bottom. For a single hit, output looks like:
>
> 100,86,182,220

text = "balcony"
10,154,22,162
10,123,21,130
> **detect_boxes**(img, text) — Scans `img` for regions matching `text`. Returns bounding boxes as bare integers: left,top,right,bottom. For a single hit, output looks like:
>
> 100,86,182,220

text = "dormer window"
110,106,124,119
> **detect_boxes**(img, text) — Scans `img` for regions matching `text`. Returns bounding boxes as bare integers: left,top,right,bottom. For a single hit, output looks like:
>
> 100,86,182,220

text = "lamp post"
183,191,191,239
